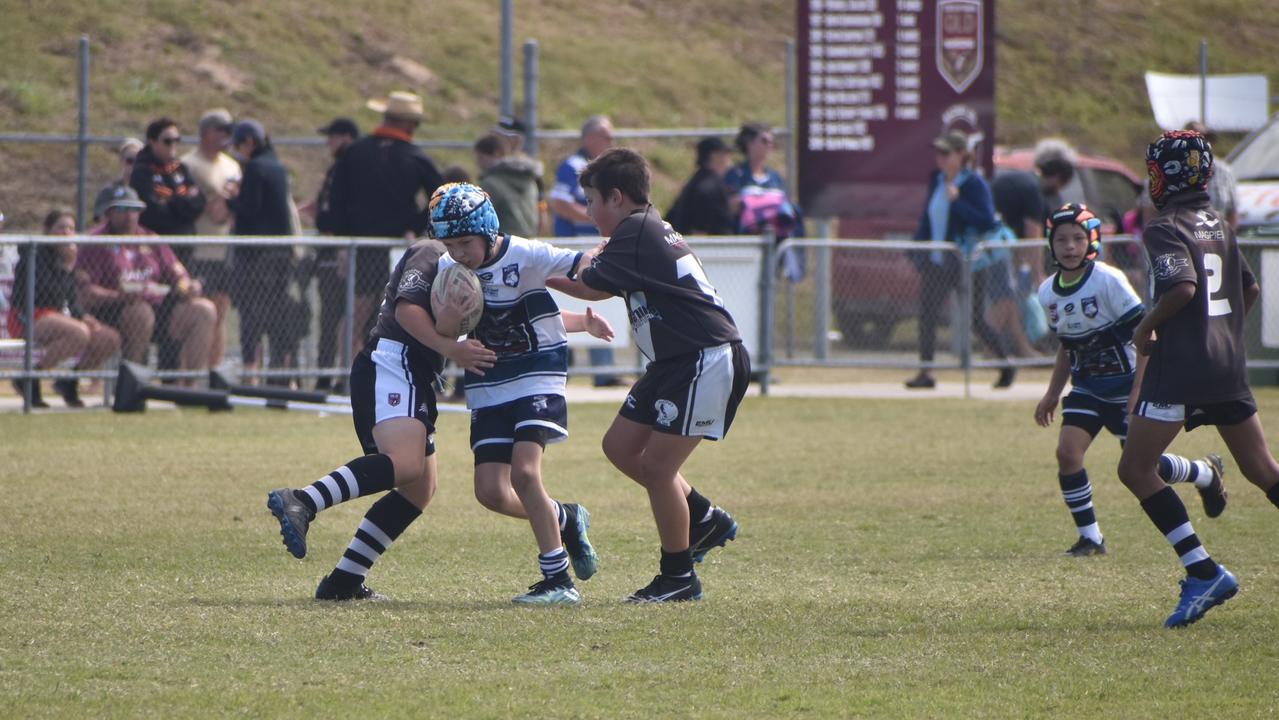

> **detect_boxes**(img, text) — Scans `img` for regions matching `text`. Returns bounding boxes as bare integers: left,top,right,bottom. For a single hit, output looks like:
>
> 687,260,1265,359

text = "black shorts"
1061,392,1128,440
350,338,438,456
1134,396,1258,431
187,260,233,296
620,342,750,440
470,394,568,465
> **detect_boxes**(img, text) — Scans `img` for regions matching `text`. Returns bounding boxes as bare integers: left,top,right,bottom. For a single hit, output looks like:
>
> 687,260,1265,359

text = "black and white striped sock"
329,490,422,585
296,454,396,514
1157,454,1212,488
1140,486,1217,580
539,548,570,581
1059,470,1102,543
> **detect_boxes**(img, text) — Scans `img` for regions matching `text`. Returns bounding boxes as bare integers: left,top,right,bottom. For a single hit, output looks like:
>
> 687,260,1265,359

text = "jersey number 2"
676,254,725,307
1204,253,1231,317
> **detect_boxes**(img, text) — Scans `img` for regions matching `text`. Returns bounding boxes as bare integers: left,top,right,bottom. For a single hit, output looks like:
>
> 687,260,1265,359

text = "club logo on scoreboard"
936,0,983,94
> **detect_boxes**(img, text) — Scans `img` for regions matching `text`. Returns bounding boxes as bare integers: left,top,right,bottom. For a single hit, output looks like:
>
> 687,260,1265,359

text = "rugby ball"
430,262,484,337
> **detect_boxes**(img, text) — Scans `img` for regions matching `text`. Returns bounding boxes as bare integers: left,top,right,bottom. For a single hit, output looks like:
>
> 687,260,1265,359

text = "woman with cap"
667,136,736,236
906,130,1017,389
8,208,121,407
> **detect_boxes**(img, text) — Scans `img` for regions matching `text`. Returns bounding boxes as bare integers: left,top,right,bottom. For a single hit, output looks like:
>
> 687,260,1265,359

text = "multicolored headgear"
1146,130,1213,207
1045,203,1102,270
428,182,500,250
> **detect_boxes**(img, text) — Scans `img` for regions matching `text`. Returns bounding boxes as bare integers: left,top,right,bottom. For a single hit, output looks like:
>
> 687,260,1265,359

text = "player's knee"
473,479,506,511
1056,443,1083,471
1115,455,1143,490
386,453,424,486
601,434,633,471
509,463,542,495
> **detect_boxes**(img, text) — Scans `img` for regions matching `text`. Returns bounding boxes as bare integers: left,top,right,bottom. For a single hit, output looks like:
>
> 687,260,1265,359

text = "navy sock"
330,489,422,585
660,548,694,578
686,488,713,526
1140,486,1217,580
298,454,397,513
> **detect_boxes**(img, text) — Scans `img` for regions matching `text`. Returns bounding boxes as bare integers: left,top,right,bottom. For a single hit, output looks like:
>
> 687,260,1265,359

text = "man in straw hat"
327,90,444,356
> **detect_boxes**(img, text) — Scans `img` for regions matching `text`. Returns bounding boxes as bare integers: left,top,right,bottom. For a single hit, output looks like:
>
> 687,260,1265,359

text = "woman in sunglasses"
127,117,206,266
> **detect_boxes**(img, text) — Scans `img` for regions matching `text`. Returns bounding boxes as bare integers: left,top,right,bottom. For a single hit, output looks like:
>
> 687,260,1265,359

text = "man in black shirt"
266,239,495,601
552,148,750,603
308,117,360,391
1117,130,1279,627
327,91,444,356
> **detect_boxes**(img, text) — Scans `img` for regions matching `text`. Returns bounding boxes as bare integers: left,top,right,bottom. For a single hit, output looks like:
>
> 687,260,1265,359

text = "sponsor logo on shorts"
655,399,679,427
388,392,401,407
694,418,714,428
531,395,548,413
625,394,637,409
418,402,430,414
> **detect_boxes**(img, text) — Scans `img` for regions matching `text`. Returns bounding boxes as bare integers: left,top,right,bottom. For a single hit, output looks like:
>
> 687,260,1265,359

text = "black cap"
495,115,528,137
317,117,360,138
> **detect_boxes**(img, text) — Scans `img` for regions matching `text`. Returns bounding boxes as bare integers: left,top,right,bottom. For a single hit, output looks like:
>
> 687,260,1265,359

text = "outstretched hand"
583,306,615,342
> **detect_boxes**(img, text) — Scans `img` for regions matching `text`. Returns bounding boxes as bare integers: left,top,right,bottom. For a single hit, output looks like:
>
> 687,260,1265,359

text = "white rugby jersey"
440,235,583,409
1037,261,1144,402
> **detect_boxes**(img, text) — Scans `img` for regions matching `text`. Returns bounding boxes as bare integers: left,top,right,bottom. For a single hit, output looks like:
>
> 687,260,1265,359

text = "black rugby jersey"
1141,191,1256,404
580,206,740,362
369,238,448,373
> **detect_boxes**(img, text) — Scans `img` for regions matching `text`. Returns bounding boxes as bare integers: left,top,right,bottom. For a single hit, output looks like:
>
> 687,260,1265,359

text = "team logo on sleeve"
1081,297,1098,318
399,269,427,292
655,399,679,427
1152,253,1190,280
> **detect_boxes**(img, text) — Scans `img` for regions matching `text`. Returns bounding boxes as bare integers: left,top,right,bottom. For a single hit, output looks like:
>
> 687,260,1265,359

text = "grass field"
4,393,1279,717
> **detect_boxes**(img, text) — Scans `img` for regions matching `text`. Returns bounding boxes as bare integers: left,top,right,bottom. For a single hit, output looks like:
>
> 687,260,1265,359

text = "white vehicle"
1230,112,1279,236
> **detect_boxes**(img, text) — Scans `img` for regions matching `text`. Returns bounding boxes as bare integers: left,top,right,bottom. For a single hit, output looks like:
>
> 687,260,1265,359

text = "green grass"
4,393,1279,717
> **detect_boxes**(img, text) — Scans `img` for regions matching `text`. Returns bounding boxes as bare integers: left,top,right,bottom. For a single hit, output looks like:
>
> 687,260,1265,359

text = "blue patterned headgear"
428,182,500,249
1146,130,1213,207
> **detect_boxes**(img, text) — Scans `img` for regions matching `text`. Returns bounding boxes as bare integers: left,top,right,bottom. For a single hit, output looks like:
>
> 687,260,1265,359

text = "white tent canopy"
1145,72,1270,132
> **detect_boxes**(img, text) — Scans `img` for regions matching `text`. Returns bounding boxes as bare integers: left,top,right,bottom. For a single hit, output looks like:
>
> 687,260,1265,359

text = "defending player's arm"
562,307,614,341
394,301,496,374
1035,344,1070,427
547,246,613,300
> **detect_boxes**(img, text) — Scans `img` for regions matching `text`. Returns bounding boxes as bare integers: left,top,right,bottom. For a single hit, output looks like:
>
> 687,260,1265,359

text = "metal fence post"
960,248,973,399
76,36,90,231
22,236,36,413
523,40,539,158
760,234,777,395
343,239,357,369
500,0,514,120
784,38,797,195
814,221,831,360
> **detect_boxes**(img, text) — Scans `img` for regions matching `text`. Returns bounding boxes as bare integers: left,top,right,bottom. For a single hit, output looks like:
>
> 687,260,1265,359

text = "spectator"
79,184,215,382
667,136,736,235
725,123,803,280
229,119,303,383
117,138,144,187
441,164,471,184
305,117,359,392
1184,121,1239,229
328,90,444,356
905,131,1019,390
8,208,121,407
129,117,206,268
493,115,548,234
1033,138,1077,213
475,132,540,238
180,108,242,370
550,114,620,386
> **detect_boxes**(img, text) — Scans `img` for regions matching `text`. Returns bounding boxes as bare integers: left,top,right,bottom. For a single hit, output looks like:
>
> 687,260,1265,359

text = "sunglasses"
159,136,181,145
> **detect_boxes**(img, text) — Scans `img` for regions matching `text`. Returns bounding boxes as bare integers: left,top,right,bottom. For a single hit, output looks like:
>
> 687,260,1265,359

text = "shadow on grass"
186,596,518,612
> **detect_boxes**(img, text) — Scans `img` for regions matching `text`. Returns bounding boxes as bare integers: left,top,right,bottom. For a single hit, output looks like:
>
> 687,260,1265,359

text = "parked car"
1230,111,1279,237
830,148,1143,349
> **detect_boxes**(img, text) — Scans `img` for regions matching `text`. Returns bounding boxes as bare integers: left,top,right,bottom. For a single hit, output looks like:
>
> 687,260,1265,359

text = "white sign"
1145,72,1270,132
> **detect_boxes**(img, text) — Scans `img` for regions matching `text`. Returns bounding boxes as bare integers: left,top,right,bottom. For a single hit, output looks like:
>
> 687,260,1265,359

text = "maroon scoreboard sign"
798,0,996,230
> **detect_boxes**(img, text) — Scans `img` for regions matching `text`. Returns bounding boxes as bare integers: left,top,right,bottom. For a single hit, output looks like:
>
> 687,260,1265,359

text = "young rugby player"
551,148,749,603
1118,130,1279,627
430,182,612,606
1034,203,1226,557
267,238,497,600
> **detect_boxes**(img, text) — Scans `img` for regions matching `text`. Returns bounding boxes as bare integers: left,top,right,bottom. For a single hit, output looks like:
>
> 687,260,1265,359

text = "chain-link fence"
9,232,1279,410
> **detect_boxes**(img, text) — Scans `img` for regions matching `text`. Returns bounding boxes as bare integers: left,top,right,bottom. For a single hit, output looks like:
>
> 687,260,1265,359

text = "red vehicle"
829,148,1143,348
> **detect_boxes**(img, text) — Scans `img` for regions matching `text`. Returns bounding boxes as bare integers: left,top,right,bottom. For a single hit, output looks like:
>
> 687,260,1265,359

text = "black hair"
42,207,75,233
735,122,772,155
474,134,504,157
580,147,650,205
145,117,179,141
